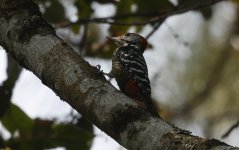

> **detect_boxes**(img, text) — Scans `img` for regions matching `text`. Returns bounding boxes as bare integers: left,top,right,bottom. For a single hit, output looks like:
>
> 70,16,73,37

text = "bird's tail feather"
145,97,160,118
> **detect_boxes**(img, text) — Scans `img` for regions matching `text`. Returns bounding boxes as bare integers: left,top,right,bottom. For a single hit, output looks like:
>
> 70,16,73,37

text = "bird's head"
107,33,148,53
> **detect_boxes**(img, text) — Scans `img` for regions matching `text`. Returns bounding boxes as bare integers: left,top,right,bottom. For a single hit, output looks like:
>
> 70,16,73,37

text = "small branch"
57,0,228,38
58,18,147,27
58,0,228,27
79,25,88,56
145,18,166,39
164,22,189,46
222,120,239,138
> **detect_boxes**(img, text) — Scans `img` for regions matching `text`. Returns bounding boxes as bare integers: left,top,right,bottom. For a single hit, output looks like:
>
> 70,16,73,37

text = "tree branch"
222,120,239,139
0,0,237,149
58,0,229,27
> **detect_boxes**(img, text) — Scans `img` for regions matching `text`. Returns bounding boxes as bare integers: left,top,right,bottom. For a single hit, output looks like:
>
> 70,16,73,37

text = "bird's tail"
145,97,161,118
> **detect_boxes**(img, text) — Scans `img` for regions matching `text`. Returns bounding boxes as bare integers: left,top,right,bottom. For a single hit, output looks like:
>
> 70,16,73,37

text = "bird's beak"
106,36,121,42
106,36,124,46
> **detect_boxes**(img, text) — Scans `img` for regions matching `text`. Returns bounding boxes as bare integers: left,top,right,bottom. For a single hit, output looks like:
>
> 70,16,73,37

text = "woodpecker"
102,33,159,117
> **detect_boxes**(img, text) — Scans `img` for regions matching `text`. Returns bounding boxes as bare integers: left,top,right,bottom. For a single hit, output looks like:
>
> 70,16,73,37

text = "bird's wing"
116,46,151,98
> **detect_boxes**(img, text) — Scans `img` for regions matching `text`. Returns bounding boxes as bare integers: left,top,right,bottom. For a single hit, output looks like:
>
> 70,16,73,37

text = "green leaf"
71,24,81,34
75,0,93,19
43,0,66,23
30,117,93,149
135,0,174,13
109,0,133,35
1,104,34,134
199,7,212,20
2,116,93,149
52,123,93,150
93,0,114,4
178,0,212,20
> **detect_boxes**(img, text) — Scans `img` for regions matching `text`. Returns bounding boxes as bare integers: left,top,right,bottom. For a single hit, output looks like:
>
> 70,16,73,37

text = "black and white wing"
116,46,151,98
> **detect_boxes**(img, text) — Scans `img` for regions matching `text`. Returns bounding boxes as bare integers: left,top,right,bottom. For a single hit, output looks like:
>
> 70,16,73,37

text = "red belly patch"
124,79,140,98
124,79,145,107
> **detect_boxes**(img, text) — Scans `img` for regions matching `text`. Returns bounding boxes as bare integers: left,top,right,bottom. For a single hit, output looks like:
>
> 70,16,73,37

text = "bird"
98,33,160,117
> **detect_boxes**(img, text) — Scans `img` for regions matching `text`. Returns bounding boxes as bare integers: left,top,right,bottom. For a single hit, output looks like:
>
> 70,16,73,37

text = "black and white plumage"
111,46,151,99
105,33,159,117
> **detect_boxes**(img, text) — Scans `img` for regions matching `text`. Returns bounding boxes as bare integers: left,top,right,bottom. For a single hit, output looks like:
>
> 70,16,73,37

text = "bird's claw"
96,64,103,74
96,65,113,82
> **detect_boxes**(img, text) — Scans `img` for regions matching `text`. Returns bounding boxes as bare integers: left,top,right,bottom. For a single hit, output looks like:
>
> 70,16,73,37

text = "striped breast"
112,46,151,103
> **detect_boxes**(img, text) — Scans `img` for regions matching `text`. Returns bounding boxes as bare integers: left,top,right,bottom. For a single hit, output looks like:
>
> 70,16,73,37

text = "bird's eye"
125,33,130,36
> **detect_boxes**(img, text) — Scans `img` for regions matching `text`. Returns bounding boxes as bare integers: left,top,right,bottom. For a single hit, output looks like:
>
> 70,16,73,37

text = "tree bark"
0,0,237,149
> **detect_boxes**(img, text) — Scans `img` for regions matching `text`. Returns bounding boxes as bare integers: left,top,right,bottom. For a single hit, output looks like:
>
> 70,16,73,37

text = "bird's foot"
96,64,103,73
96,65,113,81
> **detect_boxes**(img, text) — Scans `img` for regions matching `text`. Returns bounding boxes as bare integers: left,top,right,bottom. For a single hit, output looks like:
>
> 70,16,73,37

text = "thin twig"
165,22,189,46
222,120,239,138
145,18,166,39
58,0,228,27
79,25,88,56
